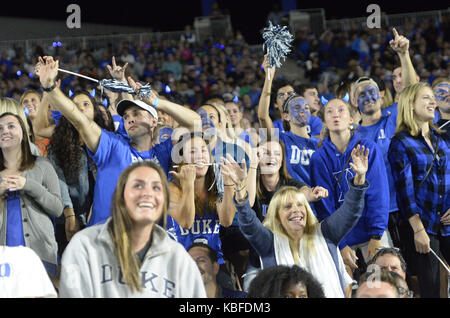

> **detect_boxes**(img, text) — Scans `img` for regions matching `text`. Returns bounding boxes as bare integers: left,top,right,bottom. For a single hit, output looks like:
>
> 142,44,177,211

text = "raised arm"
390,28,418,88
321,145,370,245
106,56,134,102
257,55,276,131
36,56,102,153
168,165,196,229
128,77,200,130
33,88,56,139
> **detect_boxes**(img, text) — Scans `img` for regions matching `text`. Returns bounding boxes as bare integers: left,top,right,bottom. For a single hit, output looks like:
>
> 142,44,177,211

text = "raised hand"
220,154,247,188
262,54,275,81
106,56,128,82
349,145,369,177
169,165,196,189
37,56,59,88
389,28,409,55
127,76,159,105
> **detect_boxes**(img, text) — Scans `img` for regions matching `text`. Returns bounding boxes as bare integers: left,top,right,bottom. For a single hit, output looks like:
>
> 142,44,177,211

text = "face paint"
288,97,311,127
197,108,215,130
434,83,450,103
357,85,380,114
158,127,173,144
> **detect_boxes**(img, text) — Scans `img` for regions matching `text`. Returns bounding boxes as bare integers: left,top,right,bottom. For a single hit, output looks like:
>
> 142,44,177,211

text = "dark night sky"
2,0,448,43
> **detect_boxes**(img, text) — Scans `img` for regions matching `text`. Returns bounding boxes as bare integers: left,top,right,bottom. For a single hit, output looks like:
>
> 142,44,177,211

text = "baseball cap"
116,99,158,119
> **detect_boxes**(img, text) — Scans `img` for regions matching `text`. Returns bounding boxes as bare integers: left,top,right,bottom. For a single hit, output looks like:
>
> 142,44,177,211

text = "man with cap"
36,56,200,226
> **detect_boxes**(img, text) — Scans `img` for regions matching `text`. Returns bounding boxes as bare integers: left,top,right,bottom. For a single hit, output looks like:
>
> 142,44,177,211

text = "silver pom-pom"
262,21,294,68
99,79,152,99
209,163,224,203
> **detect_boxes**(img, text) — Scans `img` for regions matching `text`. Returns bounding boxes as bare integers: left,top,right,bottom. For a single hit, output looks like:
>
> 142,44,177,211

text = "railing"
0,31,185,54
0,8,448,53
324,8,450,32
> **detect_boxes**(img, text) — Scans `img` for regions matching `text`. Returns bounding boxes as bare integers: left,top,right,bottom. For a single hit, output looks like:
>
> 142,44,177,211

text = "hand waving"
36,56,59,88
349,145,369,185
220,154,247,188
349,145,369,176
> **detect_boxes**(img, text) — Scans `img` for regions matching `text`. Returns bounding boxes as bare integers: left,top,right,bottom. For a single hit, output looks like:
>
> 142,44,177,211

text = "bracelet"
249,166,258,170
152,97,159,108
414,228,425,234
42,82,57,92
235,184,246,192
65,215,75,219
224,184,234,187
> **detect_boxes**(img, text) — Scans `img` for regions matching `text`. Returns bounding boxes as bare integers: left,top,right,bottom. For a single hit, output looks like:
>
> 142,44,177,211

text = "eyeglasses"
277,91,295,100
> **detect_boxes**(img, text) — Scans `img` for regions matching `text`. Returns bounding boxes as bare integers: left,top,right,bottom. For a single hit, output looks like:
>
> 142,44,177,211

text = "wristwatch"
370,235,381,240
42,82,57,92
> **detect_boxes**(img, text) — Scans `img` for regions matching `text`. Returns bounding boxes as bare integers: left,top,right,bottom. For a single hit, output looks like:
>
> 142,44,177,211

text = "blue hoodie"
310,133,389,248
356,112,398,212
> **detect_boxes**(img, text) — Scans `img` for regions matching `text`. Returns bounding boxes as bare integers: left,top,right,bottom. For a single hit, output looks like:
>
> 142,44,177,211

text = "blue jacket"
356,113,398,212
236,179,370,294
310,133,389,248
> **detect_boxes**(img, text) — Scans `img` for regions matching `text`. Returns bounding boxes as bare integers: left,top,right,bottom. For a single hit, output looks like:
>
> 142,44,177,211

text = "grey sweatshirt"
59,219,207,298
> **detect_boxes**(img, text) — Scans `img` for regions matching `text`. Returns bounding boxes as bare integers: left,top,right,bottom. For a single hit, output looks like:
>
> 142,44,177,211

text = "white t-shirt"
0,246,57,298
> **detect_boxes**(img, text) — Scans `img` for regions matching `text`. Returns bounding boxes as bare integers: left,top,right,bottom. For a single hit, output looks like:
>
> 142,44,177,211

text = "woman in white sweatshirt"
59,161,206,298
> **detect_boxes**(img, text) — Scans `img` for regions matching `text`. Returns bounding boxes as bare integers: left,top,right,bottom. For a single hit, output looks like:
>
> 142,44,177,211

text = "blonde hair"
395,82,441,136
263,186,319,264
108,161,170,293
0,97,32,138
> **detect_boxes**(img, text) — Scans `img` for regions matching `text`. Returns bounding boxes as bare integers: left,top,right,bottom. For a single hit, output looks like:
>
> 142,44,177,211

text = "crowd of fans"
0,10,449,300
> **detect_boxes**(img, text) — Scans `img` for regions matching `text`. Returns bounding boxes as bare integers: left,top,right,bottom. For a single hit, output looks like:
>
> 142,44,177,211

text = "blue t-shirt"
382,102,397,118
86,129,173,226
5,191,25,247
279,131,319,186
166,213,224,264
356,113,398,212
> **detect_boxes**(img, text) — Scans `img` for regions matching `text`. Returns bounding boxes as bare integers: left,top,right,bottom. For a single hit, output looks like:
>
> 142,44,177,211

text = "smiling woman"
58,161,206,297
233,143,371,297
388,82,450,298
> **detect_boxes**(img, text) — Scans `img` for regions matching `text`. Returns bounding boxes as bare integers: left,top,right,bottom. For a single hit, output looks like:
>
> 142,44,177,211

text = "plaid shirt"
388,129,450,236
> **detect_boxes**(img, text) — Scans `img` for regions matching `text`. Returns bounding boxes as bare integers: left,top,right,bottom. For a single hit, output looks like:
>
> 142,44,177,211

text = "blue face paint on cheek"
289,98,311,126
435,84,450,102
357,85,380,113
158,127,173,143
197,109,215,129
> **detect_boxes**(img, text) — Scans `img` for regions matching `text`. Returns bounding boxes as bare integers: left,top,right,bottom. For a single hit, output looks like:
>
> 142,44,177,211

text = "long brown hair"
172,131,218,216
108,161,170,293
256,137,291,199
0,112,36,171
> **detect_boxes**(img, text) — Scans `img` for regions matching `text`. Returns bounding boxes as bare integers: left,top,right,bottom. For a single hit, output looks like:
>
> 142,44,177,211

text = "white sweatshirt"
0,246,57,298
59,219,206,298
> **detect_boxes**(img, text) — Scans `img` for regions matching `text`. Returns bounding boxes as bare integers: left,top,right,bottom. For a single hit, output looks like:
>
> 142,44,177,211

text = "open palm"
349,145,369,176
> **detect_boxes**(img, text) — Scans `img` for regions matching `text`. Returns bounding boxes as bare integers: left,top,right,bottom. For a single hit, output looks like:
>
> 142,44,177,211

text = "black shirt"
247,176,307,268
